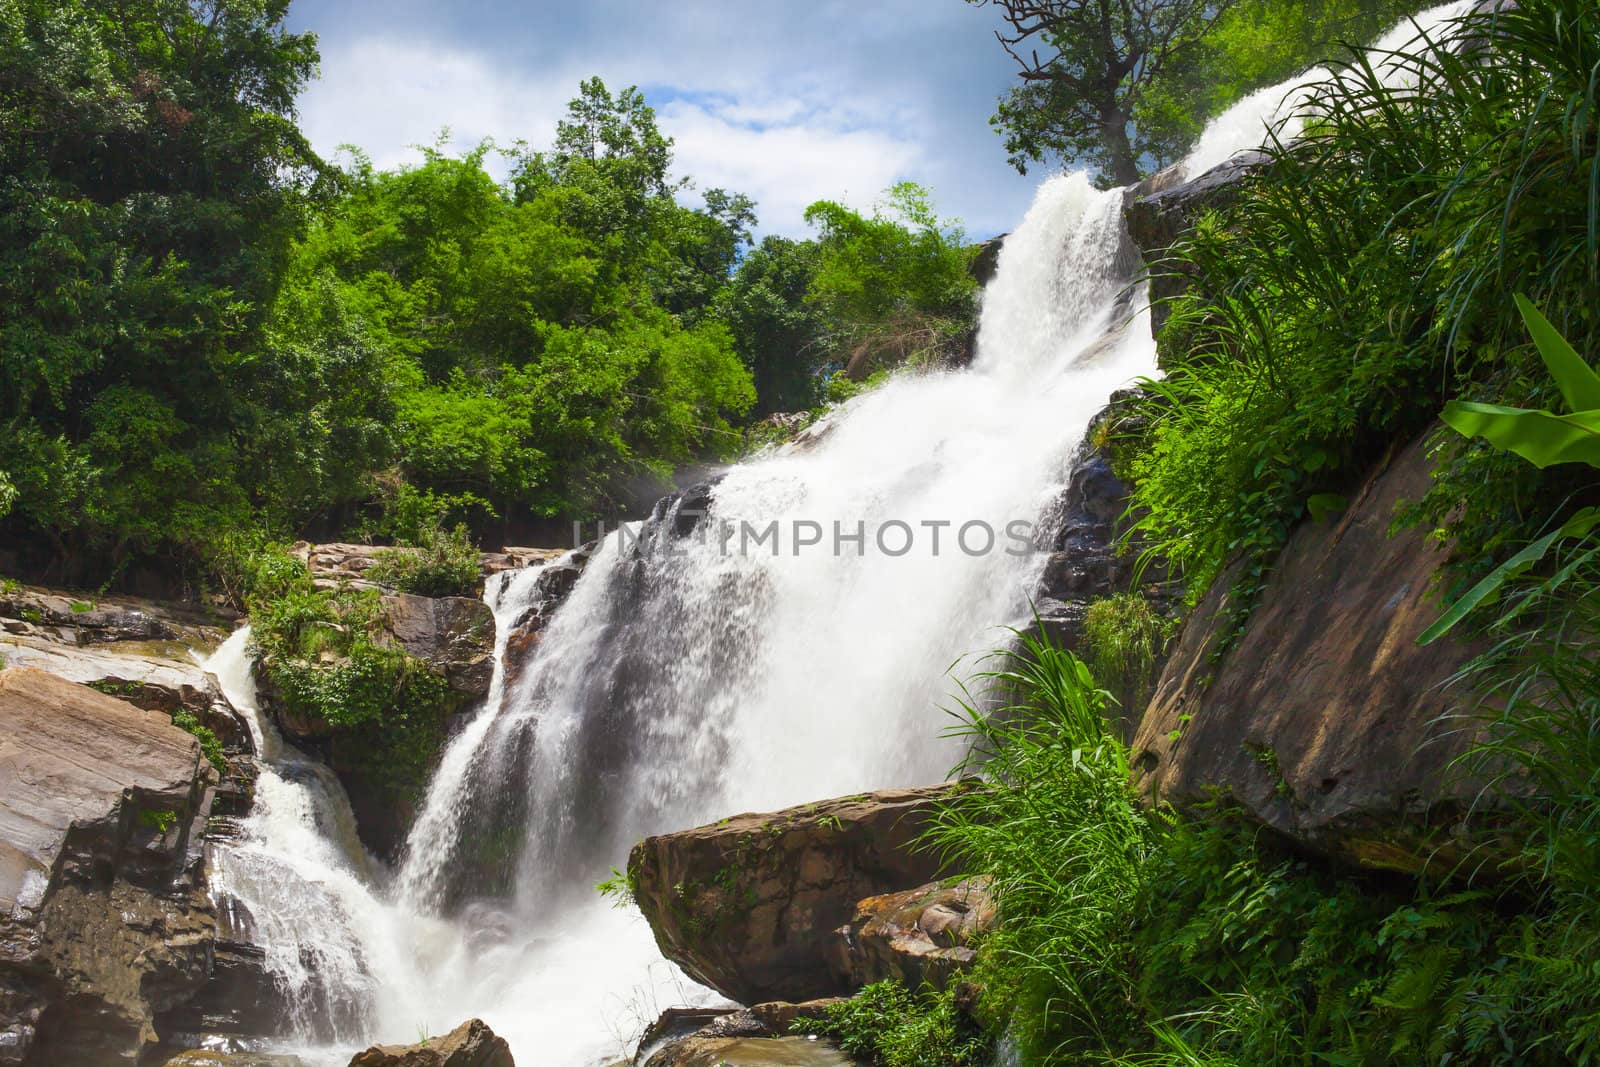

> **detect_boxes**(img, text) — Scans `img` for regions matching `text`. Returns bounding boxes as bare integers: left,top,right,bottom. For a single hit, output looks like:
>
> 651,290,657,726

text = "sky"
284,1,1044,240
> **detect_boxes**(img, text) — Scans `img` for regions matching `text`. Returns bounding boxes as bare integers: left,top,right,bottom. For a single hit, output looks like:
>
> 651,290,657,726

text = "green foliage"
139,808,178,834
803,183,979,380
0,0,324,566
714,236,829,414
249,576,457,800
928,632,1600,1066
595,866,636,910
1442,297,1600,470
368,524,481,599
1125,0,1600,624
1082,593,1177,704
172,710,227,775
796,980,991,1067
0,5,976,569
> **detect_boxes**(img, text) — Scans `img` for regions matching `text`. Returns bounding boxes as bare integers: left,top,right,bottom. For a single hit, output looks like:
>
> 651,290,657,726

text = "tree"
971,0,1236,184
0,0,326,565
715,237,828,414
972,0,1423,184
803,183,978,380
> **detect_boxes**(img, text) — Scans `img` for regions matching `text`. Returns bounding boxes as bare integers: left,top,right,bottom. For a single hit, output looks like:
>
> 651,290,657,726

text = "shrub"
367,523,482,599
795,980,990,1067
925,631,1600,1065
250,582,457,801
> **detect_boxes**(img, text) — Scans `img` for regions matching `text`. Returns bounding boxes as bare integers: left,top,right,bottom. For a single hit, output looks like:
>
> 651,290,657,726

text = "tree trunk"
1099,112,1140,186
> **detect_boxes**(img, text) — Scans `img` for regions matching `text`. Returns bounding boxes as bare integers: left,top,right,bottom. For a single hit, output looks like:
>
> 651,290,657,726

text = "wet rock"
1031,398,1178,726
1131,430,1501,873
645,1036,858,1067
630,785,967,1005
381,594,496,699
162,1049,305,1066
827,877,993,991
501,551,593,687
1124,153,1268,336
347,1017,514,1067
970,234,1006,286
0,668,218,1065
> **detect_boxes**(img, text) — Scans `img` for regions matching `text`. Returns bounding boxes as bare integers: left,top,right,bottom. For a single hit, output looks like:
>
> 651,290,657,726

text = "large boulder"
0,668,219,1064
1130,431,1494,873
826,877,993,992
629,786,964,1005
381,593,496,699
348,1018,513,1067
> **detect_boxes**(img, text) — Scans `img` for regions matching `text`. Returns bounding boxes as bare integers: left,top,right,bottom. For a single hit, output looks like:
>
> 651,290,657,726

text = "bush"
795,980,990,1067
249,580,457,801
367,523,482,599
172,710,227,775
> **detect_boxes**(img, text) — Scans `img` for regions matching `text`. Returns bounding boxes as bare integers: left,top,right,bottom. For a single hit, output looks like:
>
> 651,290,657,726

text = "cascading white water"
200,7,1474,1064
1181,0,1476,178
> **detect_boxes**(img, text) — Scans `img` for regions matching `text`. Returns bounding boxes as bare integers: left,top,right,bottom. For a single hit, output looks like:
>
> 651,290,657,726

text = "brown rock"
1130,430,1495,872
380,593,496,699
163,1051,305,1066
348,1018,513,1067
827,877,993,991
0,668,218,1064
1124,154,1267,337
630,785,966,1005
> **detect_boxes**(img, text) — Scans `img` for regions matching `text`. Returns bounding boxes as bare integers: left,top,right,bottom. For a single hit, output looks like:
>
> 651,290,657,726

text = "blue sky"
284,1,1043,239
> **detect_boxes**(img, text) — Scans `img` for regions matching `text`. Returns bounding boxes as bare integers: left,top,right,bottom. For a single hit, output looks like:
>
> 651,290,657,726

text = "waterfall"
197,7,1473,1064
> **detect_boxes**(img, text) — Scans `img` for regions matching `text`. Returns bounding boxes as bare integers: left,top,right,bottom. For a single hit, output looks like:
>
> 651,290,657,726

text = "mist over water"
198,9,1470,1061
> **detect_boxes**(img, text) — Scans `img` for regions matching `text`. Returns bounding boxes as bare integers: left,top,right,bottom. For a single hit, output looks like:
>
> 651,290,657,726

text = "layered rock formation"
0,586,245,748
0,668,218,1064
629,786,965,1005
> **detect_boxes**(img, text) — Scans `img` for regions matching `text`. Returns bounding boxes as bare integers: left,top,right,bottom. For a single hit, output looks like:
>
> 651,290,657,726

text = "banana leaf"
1439,401,1600,468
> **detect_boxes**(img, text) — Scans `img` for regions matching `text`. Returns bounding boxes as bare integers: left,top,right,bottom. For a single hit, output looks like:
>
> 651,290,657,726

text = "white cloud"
298,37,932,235
660,98,923,232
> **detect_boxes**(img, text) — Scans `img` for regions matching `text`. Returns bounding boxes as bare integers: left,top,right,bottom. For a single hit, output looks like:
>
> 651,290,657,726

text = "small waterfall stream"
197,10,1475,1062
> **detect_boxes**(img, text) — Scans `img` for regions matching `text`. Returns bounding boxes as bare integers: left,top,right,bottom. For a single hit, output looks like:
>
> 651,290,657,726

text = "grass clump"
1082,593,1177,707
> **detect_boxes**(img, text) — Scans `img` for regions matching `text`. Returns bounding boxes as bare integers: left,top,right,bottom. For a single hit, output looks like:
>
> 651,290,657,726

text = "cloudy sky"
285,1,1044,239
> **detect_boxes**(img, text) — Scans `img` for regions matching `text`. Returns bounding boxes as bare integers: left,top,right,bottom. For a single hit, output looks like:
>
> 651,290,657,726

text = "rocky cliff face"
0,668,219,1065
1129,431,1494,872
